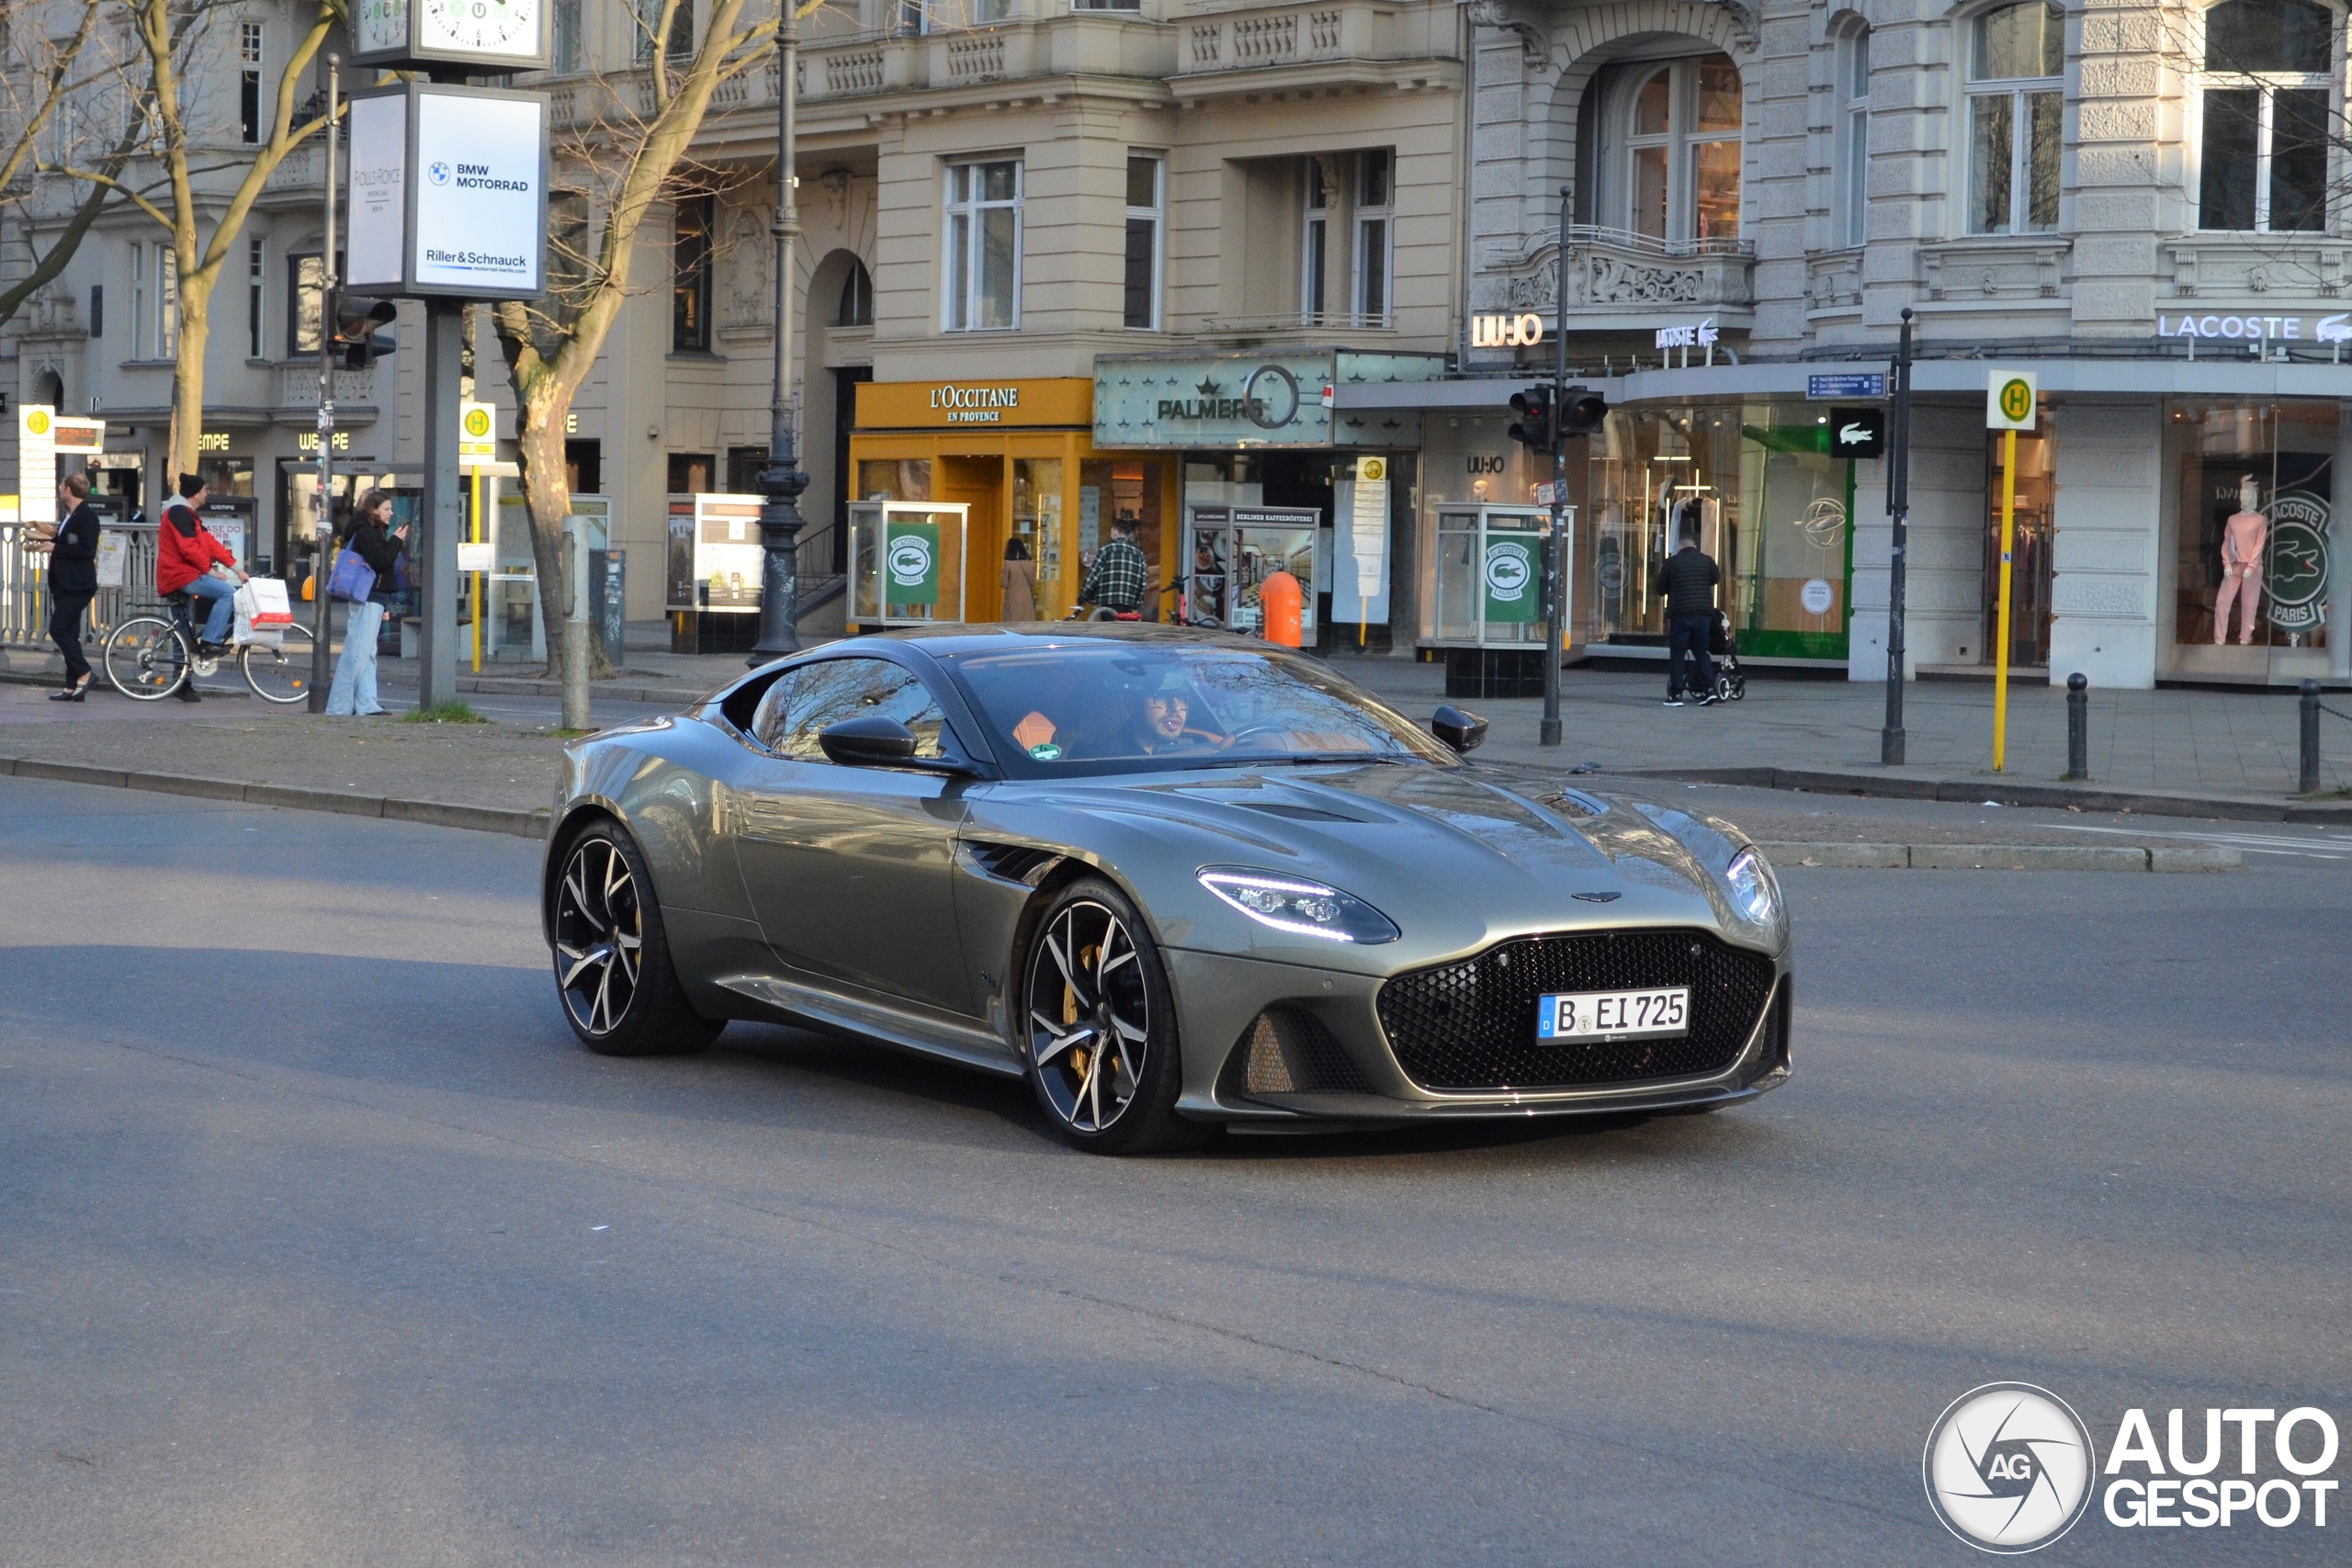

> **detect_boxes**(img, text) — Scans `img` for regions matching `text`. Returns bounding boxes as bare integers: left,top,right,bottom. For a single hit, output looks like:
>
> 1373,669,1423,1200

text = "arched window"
1966,2,2064,235
1623,53,1743,246
836,259,874,326
2199,0,2334,231
1838,24,1872,247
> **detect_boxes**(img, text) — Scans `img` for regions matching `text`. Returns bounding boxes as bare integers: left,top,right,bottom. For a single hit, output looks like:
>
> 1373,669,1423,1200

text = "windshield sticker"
1028,741,1065,761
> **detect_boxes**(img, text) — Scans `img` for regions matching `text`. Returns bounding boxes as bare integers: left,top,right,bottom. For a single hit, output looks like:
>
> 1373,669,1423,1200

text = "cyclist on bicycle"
157,475,248,682
1076,515,1148,617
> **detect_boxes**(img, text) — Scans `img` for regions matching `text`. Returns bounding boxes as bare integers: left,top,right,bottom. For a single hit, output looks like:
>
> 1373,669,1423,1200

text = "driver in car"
1125,676,1226,756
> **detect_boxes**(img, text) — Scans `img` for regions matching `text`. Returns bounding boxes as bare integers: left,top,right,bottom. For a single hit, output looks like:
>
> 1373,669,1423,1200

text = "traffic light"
1507,385,1554,451
333,296,398,369
1559,385,1609,437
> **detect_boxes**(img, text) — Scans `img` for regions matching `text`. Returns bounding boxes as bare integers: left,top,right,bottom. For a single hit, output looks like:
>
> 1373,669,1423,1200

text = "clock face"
354,0,410,55
420,0,539,57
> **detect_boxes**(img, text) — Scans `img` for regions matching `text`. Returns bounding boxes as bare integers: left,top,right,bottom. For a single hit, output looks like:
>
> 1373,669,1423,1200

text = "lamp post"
1881,306,1914,765
748,3,807,666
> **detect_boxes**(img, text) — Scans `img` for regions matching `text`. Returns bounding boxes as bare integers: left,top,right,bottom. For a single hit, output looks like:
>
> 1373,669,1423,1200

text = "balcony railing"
1479,229,1755,320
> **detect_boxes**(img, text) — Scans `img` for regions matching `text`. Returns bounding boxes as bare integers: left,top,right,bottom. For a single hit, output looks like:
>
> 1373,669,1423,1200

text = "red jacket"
158,503,237,594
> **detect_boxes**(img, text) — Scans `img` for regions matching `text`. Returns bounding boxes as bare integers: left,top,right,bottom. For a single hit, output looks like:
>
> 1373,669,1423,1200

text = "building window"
636,0,694,64
553,0,582,73
1353,149,1392,325
288,252,325,355
89,284,103,340
1301,158,1329,322
131,243,146,357
240,22,263,144
836,259,874,325
672,196,713,351
246,237,265,358
943,159,1021,332
1966,2,2064,236
1623,54,1743,246
1124,153,1163,330
2198,0,2332,233
157,244,177,359
1838,26,1871,248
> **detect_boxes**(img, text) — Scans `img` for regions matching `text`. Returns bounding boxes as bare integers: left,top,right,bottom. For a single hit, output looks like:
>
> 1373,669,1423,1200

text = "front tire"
1021,879,1200,1154
550,822,722,1056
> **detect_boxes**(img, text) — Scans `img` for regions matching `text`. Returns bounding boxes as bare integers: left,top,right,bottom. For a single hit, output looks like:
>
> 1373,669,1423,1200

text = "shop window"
2171,400,2338,657
1838,25,1871,248
566,439,602,495
859,458,933,502
1620,54,1743,247
836,260,874,326
1353,150,1393,326
240,22,263,145
1012,457,1064,599
1982,422,2055,668
668,453,714,494
1125,154,1163,331
2197,0,2332,233
673,196,714,352
944,160,1022,332
727,446,768,493
1080,458,1162,612
1966,3,2064,236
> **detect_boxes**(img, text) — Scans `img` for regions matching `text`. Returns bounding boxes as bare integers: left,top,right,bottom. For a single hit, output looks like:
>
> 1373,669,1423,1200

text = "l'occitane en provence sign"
857,378,1093,431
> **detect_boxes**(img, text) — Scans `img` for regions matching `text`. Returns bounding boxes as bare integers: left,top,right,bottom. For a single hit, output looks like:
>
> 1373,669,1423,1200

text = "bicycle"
103,587,317,705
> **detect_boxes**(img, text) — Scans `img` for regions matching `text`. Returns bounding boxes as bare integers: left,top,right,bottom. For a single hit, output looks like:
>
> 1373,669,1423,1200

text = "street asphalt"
3,775,2347,1565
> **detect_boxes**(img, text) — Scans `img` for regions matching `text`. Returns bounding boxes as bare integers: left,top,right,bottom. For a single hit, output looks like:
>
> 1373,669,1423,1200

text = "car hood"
969,762,1767,970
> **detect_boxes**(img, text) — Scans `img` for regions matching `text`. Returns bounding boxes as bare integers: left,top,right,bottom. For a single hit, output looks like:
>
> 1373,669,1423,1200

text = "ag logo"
1484,539,1532,602
2264,491,2331,633
462,406,493,440
1924,1382,2097,1553
888,534,933,588
428,161,451,186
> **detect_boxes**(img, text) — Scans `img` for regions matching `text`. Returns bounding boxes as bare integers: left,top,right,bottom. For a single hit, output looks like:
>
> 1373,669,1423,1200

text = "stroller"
1707,610,1749,702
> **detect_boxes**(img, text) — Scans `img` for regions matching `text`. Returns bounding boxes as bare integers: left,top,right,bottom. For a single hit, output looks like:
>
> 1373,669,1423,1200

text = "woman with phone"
324,490,408,716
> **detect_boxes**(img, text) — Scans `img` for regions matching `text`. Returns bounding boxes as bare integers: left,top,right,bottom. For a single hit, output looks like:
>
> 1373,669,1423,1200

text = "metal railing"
0,523,164,651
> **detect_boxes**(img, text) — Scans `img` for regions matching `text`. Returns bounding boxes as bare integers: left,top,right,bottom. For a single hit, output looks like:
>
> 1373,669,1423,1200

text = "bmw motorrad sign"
344,82,547,300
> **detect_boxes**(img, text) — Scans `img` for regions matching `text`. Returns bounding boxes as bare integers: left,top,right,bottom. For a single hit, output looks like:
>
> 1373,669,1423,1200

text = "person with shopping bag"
156,476,248,702
39,472,103,702
323,490,408,716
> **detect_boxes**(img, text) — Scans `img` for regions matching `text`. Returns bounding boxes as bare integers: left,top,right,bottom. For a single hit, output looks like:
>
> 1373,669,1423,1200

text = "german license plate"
1536,987,1690,1043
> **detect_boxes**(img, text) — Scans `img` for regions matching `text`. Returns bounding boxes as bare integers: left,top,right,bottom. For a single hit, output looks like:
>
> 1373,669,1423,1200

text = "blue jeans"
326,600,386,715
183,574,237,643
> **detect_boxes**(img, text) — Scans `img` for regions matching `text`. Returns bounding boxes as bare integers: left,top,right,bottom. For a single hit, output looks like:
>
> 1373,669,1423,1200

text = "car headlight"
1724,846,1781,926
1198,867,1399,944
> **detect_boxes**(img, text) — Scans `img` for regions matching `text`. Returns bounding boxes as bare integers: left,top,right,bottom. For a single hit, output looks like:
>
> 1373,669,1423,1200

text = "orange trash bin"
1261,569,1303,648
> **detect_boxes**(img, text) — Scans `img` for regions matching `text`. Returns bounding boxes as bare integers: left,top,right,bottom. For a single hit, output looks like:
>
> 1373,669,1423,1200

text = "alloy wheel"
1027,900,1151,1134
554,836,645,1036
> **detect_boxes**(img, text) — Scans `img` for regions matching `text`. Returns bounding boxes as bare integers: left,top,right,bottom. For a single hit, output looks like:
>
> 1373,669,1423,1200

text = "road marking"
2048,823,2352,860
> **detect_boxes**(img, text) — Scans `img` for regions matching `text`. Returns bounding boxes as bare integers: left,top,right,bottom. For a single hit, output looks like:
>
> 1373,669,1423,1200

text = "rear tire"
550,821,723,1056
104,617,187,700
1021,878,1203,1155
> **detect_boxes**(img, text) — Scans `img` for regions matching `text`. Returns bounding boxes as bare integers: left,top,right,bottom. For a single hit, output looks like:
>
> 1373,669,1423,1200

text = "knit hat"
176,472,206,497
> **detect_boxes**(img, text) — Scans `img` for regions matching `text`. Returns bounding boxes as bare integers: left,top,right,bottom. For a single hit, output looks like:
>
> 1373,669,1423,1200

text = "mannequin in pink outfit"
2212,474,2267,645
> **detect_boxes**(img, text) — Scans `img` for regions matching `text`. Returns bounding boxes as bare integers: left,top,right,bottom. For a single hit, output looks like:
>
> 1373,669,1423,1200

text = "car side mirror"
819,715,920,765
1432,705,1489,753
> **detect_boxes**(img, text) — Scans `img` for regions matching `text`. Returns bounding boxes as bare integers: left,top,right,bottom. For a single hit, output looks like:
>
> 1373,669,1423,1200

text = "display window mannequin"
2213,473,2267,645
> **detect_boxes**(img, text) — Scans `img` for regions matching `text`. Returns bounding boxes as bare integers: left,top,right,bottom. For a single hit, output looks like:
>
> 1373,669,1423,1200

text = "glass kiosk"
849,500,971,627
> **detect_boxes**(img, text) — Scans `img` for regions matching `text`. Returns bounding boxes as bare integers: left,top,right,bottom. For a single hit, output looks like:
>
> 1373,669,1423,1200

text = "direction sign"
1986,368,2039,430
1807,372,1886,400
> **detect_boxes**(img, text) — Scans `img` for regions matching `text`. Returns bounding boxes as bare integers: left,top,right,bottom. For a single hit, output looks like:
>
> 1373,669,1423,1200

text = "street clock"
350,0,550,74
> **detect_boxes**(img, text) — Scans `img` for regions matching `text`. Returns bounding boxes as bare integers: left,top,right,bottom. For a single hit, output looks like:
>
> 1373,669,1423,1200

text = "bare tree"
493,0,807,682
0,0,137,331
94,0,336,473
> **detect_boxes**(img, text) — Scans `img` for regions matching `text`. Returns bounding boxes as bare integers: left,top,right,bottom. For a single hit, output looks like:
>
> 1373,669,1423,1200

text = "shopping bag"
244,576,294,626
327,546,377,604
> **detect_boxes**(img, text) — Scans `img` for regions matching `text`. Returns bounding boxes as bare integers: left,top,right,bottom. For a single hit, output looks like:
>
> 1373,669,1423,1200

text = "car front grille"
1375,929,1778,1092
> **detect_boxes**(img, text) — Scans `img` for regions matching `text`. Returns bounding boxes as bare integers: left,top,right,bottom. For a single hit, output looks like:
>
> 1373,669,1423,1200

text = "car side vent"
966,841,1061,886
1217,1007,1376,1099
1547,789,1609,818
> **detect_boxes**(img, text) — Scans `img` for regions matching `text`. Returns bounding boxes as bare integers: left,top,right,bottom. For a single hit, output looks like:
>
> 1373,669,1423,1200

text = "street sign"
345,82,548,301
1829,406,1887,459
1987,368,2039,430
1808,372,1886,400
459,400,497,468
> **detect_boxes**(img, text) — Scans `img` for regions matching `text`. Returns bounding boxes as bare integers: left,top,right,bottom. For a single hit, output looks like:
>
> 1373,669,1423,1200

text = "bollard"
2301,679,2323,794
2065,672,2089,782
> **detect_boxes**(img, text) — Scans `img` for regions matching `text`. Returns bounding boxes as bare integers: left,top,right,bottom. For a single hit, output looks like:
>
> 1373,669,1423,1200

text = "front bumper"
1164,939,1792,1125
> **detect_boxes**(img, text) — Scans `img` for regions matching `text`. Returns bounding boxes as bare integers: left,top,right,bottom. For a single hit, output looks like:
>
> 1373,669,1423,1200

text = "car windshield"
944,641,1457,776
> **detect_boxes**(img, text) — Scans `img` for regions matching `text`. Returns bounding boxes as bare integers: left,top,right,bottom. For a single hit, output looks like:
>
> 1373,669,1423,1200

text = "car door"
733,655,975,1016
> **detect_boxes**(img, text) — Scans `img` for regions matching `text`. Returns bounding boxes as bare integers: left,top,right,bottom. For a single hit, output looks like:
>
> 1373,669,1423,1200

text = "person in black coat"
43,472,103,702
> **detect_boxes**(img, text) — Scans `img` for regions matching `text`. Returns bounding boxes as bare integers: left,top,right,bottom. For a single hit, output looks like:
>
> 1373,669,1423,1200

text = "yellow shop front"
848,378,1177,628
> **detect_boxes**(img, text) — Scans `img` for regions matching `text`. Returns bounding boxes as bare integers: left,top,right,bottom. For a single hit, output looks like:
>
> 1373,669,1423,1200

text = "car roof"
836,623,1272,660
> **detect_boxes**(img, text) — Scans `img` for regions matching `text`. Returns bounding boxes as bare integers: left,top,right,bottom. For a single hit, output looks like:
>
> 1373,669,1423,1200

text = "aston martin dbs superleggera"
542,625,1791,1152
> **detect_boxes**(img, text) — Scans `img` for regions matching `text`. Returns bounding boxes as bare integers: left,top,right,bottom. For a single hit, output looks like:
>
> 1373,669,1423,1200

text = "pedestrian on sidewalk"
157,477,249,705
323,490,408,717
1001,536,1039,622
40,472,102,702
1660,514,1722,708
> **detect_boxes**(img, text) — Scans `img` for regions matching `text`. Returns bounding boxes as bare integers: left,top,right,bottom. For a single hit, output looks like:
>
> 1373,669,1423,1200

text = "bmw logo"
427,161,451,186
1923,1382,2097,1552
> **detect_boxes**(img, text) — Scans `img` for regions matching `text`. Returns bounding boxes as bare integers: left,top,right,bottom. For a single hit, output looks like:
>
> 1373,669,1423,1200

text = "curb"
1614,764,2352,826
2,664,707,705
0,754,548,839
1757,840,2242,873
